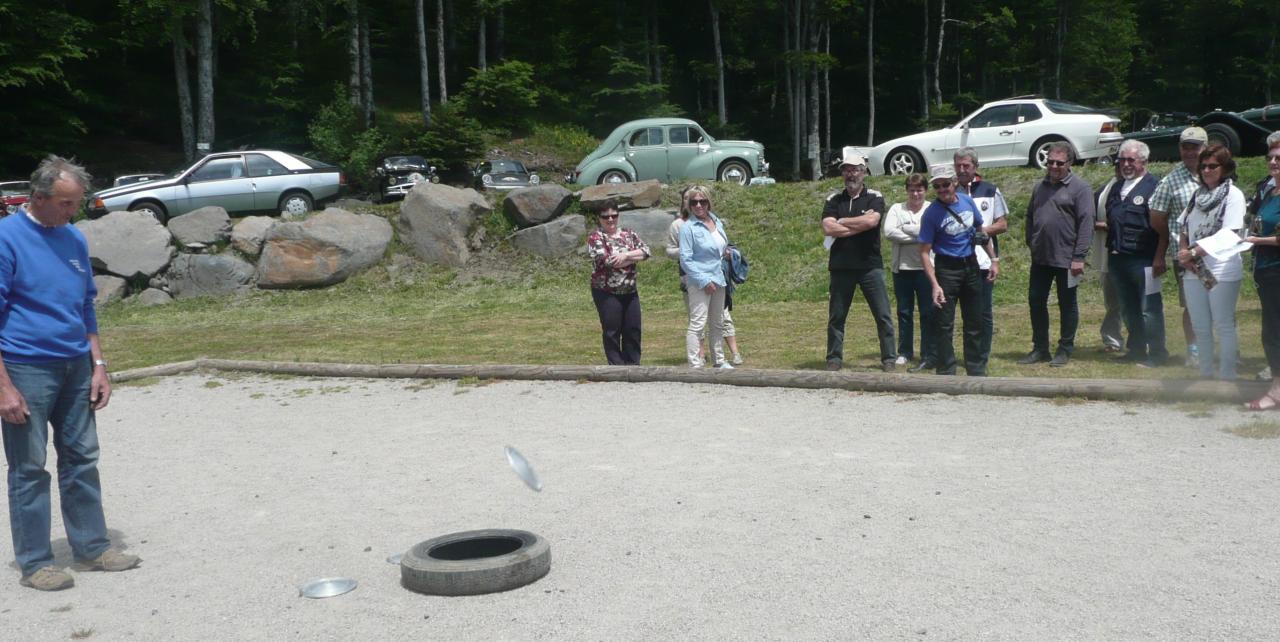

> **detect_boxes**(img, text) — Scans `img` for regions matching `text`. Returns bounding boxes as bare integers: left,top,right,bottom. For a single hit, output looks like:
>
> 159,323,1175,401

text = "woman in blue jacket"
677,185,732,368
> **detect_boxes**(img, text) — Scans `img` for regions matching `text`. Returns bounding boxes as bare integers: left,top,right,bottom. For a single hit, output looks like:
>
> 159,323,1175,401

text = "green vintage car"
1123,105,1280,161
568,118,769,186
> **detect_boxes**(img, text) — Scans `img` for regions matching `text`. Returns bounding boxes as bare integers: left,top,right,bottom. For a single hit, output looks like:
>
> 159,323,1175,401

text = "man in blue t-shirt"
918,164,999,376
0,157,140,591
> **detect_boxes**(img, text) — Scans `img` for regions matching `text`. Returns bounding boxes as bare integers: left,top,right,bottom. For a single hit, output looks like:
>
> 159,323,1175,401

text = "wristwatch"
93,359,107,369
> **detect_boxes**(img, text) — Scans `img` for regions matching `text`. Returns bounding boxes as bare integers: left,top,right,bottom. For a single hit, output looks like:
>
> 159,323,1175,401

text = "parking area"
3,374,1278,640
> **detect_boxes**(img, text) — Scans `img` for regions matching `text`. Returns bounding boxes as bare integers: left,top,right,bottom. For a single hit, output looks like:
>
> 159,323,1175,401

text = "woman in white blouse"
1177,145,1246,379
882,173,934,369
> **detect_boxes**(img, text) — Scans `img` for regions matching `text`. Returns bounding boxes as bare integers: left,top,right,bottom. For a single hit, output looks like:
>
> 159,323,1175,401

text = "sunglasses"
1117,156,1141,164
599,214,619,220
1201,163,1222,171
931,180,953,188
689,199,710,206
1045,159,1068,167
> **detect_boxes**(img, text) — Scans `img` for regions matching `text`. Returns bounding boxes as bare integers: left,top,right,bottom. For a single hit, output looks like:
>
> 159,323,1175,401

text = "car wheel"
131,200,168,224
279,191,313,218
598,169,630,185
1203,123,1241,156
1030,138,1069,169
885,148,924,175
400,529,551,596
717,160,752,185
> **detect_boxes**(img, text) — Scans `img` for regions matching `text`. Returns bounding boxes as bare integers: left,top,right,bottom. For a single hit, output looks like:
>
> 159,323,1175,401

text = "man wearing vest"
952,148,1008,368
1099,140,1167,367
822,149,897,372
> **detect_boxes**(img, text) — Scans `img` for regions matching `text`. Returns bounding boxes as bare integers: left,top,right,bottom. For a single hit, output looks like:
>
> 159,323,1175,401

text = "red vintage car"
1,181,30,215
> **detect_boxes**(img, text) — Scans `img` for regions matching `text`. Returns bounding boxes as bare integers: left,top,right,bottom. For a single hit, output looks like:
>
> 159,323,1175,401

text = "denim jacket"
678,213,728,290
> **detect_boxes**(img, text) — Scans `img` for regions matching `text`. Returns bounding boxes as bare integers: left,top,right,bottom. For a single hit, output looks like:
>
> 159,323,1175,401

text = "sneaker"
894,355,908,366
1185,345,1200,368
881,360,897,373
1050,351,1070,368
1017,350,1052,365
19,566,74,591
73,549,141,573
717,362,734,370
908,360,935,373
1260,366,1273,381
825,360,842,371
731,352,744,366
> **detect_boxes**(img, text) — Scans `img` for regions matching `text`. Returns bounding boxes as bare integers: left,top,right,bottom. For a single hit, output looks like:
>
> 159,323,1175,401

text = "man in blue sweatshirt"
0,157,140,591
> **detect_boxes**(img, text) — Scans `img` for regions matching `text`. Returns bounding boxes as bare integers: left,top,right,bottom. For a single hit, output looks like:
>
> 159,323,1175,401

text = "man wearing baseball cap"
821,148,897,372
1149,126,1206,366
917,163,999,376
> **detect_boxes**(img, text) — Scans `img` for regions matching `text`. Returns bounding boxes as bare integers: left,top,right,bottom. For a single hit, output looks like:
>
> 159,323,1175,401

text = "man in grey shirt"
1018,142,1095,367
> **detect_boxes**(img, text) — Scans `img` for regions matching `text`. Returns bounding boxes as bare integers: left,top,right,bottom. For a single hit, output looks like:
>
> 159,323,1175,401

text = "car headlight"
481,174,493,184
529,174,540,185
388,176,398,185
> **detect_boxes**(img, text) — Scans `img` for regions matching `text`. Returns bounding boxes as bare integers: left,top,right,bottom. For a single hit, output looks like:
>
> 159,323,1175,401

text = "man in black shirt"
822,149,897,371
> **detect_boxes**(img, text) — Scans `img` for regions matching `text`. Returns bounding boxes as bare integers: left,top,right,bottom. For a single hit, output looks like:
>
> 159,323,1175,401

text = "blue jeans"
892,269,935,362
1183,276,1241,379
1108,254,1168,362
2,357,110,575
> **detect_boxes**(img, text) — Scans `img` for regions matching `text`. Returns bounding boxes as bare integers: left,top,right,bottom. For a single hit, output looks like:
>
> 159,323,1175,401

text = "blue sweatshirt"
0,209,98,362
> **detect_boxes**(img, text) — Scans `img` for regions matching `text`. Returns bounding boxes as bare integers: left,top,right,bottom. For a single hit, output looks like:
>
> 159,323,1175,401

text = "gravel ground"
2,373,1279,641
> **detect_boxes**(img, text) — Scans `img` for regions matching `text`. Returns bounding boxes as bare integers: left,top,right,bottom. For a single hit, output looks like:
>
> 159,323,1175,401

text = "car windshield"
0,182,29,197
1043,99,1100,115
489,160,527,174
384,156,427,169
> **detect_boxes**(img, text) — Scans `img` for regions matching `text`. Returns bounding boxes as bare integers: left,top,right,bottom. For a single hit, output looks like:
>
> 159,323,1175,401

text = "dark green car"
1124,105,1280,160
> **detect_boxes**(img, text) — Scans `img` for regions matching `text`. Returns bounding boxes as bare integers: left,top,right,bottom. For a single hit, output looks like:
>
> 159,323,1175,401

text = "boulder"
503,185,573,228
257,208,393,289
168,206,232,246
616,208,678,257
579,180,662,211
135,288,172,306
93,275,128,306
396,183,491,267
75,211,175,280
231,216,276,257
511,215,586,258
166,253,257,299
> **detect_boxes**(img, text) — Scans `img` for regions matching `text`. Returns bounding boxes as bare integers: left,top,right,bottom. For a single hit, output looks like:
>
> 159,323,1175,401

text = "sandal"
1244,392,1280,411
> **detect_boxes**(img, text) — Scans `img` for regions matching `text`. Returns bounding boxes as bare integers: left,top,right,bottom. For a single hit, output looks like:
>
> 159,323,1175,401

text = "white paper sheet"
823,235,835,251
1195,228,1252,260
1067,270,1081,289
1144,267,1161,296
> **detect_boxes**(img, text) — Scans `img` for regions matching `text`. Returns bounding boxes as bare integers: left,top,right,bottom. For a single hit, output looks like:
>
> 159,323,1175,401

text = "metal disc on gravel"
504,446,543,492
386,553,403,565
299,577,358,599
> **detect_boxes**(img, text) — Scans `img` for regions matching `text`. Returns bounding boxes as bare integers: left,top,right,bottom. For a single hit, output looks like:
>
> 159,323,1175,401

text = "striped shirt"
1149,163,1199,245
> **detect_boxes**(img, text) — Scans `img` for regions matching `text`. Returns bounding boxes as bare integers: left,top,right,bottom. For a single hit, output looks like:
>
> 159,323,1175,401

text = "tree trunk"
437,0,448,103
933,0,944,109
866,1,875,146
195,0,214,153
653,16,663,85
348,2,361,106
172,23,196,162
360,12,373,126
823,21,830,157
920,0,929,121
477,14,487,71
495,4,505,62
416,0,431,125
807,3,820,181
1054,0,1066,99
709,0,726,124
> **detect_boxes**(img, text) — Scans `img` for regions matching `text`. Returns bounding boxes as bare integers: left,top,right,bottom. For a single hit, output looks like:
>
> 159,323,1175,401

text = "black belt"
934,254,977,266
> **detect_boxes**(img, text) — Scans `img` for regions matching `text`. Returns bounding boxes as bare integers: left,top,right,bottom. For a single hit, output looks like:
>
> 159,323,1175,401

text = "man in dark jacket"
1019,142,1095,367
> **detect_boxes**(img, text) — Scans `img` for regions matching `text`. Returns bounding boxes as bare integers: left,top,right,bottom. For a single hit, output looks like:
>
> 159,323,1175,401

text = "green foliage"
524,123,599,164
306,87,389,193
402,104,487,172
455,60,540,134
590,47,675,127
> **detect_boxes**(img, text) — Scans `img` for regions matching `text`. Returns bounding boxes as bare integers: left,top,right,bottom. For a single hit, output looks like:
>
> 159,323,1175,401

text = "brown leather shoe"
19,566,74,591
73,548,141,572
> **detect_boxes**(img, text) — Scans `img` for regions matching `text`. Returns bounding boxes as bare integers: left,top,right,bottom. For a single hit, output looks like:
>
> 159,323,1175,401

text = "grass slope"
98,158,1271,381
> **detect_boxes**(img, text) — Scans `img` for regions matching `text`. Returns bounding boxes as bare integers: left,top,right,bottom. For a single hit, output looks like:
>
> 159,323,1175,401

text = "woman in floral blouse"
587,199,651,365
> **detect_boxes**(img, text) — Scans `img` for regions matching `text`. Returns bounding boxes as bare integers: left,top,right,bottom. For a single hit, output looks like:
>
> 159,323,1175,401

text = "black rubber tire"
130,200,168,224
597,169,630,185
1203,123,1241,156
885,148,924,175
400,529,551,596
279,191,313,217
1030,137,1068,169
717,159,752,185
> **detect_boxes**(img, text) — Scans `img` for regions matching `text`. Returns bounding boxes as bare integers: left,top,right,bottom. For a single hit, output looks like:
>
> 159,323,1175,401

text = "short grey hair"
1267,131,1280,150
1046,142,1075,164
1118,139,1150,162
953,147,979,164
30,155,92,197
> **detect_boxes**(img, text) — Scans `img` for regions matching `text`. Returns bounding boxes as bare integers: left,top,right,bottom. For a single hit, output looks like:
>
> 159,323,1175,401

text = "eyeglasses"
689,199,710,206
1117,156,1142,164
1201,163,1222,171
1268,154,1280,162
1045,159,1068,167
931,180,953,188
599,214,619,220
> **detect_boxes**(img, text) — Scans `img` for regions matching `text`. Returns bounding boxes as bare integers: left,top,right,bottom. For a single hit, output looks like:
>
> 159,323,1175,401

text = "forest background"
2,0,1279,186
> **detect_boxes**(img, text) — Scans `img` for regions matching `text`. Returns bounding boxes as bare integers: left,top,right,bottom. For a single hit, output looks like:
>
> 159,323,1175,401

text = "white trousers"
686,285,726,367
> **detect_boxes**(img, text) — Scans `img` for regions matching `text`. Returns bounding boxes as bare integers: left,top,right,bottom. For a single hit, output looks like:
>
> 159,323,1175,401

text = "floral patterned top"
587,228,650,293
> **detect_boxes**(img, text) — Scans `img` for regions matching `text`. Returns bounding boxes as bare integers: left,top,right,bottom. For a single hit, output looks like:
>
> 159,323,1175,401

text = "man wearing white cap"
1150,126,1206,366
918,163,999,375
821,148,897,372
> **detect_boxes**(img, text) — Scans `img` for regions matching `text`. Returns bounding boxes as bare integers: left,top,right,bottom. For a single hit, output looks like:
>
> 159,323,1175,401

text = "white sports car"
851,96,1123,176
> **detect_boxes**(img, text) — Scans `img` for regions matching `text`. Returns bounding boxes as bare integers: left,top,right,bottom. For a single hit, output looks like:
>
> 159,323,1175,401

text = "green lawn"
97,160,1271,380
